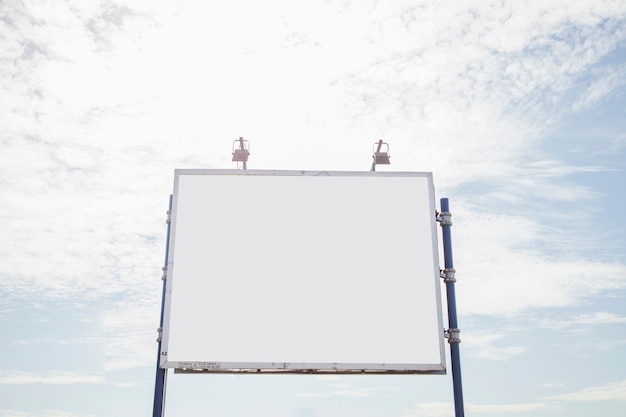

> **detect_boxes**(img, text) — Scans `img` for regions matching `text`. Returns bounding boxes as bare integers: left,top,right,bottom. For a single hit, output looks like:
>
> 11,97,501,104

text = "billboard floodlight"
232,148,249,162
371,140,390,171
232,137,250,168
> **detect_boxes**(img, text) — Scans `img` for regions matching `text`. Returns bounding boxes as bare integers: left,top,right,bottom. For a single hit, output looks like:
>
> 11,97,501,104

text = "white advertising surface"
160,170,445,374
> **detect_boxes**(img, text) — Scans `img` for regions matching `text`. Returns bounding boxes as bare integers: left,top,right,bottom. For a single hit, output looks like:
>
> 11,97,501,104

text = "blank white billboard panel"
160,170,445,374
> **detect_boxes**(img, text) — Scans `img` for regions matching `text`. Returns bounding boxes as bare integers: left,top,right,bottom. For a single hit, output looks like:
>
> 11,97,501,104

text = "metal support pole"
239,137,247,170
370,139,383,172
152,195,173,417
439,198,465,417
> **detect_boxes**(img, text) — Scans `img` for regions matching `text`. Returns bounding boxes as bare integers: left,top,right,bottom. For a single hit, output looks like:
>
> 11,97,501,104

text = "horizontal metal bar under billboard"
172,363,445,375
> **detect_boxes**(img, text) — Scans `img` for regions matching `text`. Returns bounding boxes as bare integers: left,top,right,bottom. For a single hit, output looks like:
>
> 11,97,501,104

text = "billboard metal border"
160,169,445,374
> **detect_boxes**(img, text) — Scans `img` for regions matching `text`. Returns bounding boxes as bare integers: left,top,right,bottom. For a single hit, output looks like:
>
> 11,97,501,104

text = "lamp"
232,137,250,169
371,140,390,171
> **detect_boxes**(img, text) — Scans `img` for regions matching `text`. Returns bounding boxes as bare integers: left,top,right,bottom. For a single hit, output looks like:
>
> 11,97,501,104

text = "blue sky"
1,1,625,416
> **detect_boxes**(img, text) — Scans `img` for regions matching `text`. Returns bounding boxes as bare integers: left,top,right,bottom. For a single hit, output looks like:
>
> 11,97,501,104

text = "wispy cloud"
403,401,550,417
453,206,626,315
540,382,567,389
10,337,103,346
545,379,626,401
103,300,159,371
330,385,399,398
462,331,527,361
402,402,452,417
296,393,327,399
468,402,551,413
298,383,399,399
0,411,97,417
0,410,96,417
540,311,626,333
0,370,103,385
571,64,626,112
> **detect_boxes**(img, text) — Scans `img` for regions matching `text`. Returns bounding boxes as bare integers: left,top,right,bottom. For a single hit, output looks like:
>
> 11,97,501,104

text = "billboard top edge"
173,169,433,178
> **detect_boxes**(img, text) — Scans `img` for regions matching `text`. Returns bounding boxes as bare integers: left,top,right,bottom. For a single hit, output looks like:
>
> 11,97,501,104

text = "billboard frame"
159,169,446,375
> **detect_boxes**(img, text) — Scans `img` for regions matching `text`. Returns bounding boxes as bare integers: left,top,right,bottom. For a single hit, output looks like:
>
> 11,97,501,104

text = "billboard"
160,170,446,374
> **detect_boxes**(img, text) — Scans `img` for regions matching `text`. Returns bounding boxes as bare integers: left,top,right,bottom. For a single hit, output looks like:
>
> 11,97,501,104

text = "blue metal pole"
370,139,384,172
152,195,173,417
439,198,465,417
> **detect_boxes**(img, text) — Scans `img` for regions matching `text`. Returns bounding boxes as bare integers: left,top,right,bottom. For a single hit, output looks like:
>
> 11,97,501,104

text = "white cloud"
460,256,626,315
546,379,626,401
0,411,97,417
540,382,567,389
296,393,327,399
402,402,453,417
583,338,626,352
298,383,400,399
450,203,626,315
103,299,160,371
469,402,551,413
462,331,527,361
0,370,104,385
330,385,399,398
540,311,626,332
571,64,626,112
313,374,339,381
10,337,103,346
404,401,550,417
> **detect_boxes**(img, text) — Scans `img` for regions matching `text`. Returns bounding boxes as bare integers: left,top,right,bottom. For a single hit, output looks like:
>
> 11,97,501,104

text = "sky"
0,0,625,416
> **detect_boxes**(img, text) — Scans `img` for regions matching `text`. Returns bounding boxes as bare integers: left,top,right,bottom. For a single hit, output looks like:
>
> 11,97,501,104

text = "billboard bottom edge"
162,361,446,375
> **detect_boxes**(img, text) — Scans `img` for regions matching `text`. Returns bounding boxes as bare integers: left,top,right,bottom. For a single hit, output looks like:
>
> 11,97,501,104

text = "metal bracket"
156,327,163,343
436,211,452,226
165,209,172,224
161,266,167,281
440,268,456,283
444,328,461,344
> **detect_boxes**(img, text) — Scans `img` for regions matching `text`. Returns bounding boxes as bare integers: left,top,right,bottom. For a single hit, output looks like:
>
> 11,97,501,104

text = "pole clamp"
161,266,167,281
436,211,452,226
165,209,172,224
156,327,163,343
445,328,461,344
440,268,456,283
